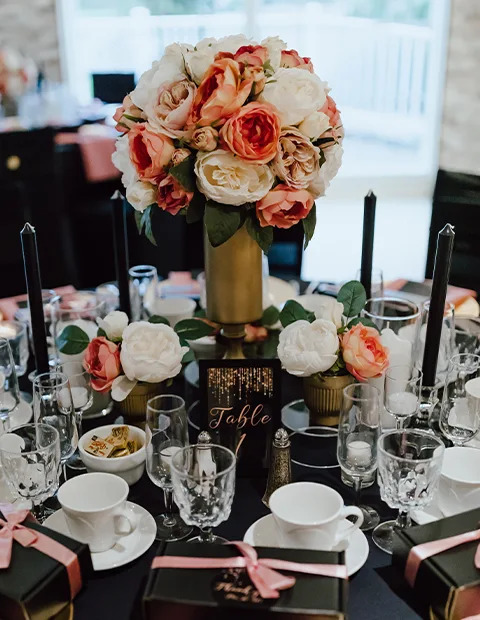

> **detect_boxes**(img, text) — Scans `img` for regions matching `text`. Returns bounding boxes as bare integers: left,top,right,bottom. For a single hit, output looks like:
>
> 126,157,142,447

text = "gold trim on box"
303,374,355,426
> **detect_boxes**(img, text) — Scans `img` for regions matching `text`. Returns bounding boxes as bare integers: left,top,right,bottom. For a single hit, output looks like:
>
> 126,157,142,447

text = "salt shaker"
262,428,292,507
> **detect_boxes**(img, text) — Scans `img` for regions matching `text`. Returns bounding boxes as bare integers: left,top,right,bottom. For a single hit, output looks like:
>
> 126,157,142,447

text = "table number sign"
199,359,281,477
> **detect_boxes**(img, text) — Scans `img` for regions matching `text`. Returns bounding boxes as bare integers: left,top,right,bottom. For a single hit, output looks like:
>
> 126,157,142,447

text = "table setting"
1,32,480,620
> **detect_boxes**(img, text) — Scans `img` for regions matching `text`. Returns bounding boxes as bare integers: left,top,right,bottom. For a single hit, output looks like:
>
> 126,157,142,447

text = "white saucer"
243,514,369,576
43,502,156,571
0,400,33,436
411,498,444,525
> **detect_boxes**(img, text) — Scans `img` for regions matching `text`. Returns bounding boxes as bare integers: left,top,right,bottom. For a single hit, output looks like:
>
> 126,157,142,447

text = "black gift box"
392,508,480,620
0,511,93,620
143,542,347,619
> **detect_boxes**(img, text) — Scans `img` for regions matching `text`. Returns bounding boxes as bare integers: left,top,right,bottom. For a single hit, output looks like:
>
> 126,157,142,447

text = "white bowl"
78,425,146,486
438,446,480,516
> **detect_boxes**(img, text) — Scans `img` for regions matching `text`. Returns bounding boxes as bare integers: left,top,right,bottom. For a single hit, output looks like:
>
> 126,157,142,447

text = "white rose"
126,179,157,213
259,68,327,126
261,36,287,71
120,321,188,383
185,37,218,85
308,143,343,198
97,311,129,341
112,135,137,187
278,319,339,377
195,149,274,206
216,34,254,54
298,111,331,141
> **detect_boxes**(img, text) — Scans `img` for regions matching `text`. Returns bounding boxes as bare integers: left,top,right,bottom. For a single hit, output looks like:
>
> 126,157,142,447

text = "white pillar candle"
58,386,88,410
381,328,412,369
160,445,182,472
347,440,372,467
386,391,418,416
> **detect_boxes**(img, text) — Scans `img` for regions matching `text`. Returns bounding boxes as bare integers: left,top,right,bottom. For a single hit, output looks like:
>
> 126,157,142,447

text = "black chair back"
92,73,136,103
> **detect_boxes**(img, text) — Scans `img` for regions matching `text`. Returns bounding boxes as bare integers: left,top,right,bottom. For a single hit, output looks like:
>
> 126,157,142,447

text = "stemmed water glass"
171,443,236,543
0,321,29,377
439,353,480,446
373,429,445,554
0,337,21,433
337,383,381,531
0,423,61,521
129,265,158,320
384,366,422,429
56,361,93,470
32,372,77,480
145,395,193,541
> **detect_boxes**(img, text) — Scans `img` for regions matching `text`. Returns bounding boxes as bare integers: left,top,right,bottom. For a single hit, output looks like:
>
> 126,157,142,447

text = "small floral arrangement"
56,310,215,401
112,34,343,251
277,282,389,381
0,47,37,98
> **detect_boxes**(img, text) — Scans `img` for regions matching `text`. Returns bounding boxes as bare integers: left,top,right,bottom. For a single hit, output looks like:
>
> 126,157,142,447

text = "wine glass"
384,366,422,429
145,395,193,541
56,361,93,470
0,337,21,433
0,423,60,522
373,430,445,554
454,317,480,356
171,443,236,543
439,353,480,446
0,321,29,377
337,383,381,531
129,265,158,320
32,371,77,480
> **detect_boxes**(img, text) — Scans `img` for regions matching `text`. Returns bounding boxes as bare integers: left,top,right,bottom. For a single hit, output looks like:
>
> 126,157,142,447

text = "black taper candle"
20,223,50,374
111,190,132,319
422,223,455,387
360,190,377,299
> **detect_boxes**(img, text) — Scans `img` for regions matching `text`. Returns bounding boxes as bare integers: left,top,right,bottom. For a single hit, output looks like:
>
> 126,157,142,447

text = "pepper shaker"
262,428,292,508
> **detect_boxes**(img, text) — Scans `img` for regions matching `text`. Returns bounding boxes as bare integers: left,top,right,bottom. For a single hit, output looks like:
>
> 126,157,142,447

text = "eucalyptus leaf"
262,305,280,327
279,300,310,328
302,203,316,249
56,325,90,355
347,317,380,332
175,318,216,340
245,213,273,254
170,157,196,192
148,315,170,326
337,280,366,319
205,202,241,247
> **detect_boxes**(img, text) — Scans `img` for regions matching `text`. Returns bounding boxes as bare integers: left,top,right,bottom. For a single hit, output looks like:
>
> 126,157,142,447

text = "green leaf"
186,195,205,224
148,315,170,326
175,318,216,340
169,156,196,192
347,316,380,332
134,210,143,235
306,310,316,323
205,201,242,247
246,213,273,254
279,299,310,328
337,280,366,319
56,325,90,355
122,113,144,123
262,305,280,327
142,205,157,246
182,348,195,364
302,203,316,249
327,356,347,375
194,308,207,318
97,327,107,338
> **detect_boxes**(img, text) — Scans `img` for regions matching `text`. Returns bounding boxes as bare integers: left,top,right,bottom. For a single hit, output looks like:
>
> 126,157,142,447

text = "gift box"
143,542,348,619
0,508,93,620
392,508,480,620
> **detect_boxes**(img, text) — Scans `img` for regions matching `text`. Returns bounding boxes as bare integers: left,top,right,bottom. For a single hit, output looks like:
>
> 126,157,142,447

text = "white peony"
195,149,274,206
298,111,331,141
216,34,254,54
296,296,344,329
308,143,344,199
259,68,327,126
120,321,188,384
261,36,287,72
126,179,157,213
112,134,137,187
97,311,129,341
185,37,218,85
278,319,339,377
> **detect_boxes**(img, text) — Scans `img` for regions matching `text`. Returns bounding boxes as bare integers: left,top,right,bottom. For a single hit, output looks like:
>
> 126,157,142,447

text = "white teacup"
57,472,137,552
153,297,196,328
438,447,480,516
269,482,364,551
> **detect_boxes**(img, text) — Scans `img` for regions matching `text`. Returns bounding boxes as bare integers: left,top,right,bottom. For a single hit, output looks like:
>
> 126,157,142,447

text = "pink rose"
113,95,145,133
342,323,389,382
190,126,219,151
171,148,191,166
256,184,314,229
188,58,253,127
83,337,121,392
128,123,175,181
234,45,268,67
273,127,321,189
280,49,314,72
145,78,196,139
243,65,266,95
157,174,194,216
220,102,280,164
319,95,341,128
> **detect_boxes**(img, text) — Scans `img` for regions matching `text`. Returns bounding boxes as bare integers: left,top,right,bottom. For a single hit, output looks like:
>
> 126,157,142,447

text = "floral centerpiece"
112,34,343,251
0,47,37,115
277,282,389,423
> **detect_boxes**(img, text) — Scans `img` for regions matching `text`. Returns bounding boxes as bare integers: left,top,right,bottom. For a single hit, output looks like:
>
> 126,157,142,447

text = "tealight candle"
347,440,372,467
0,323,17,339
387,392,418,416
160,445,181,472
58,386,89,410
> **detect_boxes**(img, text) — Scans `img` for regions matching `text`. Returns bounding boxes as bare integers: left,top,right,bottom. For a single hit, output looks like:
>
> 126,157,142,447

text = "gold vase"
204,223,263,358
303,374,355,426
117,382,164,427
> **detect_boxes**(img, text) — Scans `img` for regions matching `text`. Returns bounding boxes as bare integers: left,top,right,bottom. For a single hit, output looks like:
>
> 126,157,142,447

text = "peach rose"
342,323,389,382
280,49,314,72
220,102,280,164
190,126,219,151
128,123,175,181
188,58,253,127
113,95,145,133
273,127,321,189
171,148,191,166
256,184,314,229
145,78,196,139
83,337,121,392
243,65,266,95
245,324,268,343
319,95,341,128
157,174,194,216
234,45,268,67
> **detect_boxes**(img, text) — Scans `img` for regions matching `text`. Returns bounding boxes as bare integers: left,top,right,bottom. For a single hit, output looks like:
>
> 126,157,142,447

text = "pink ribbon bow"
151,540,348,600
0,509,82,599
